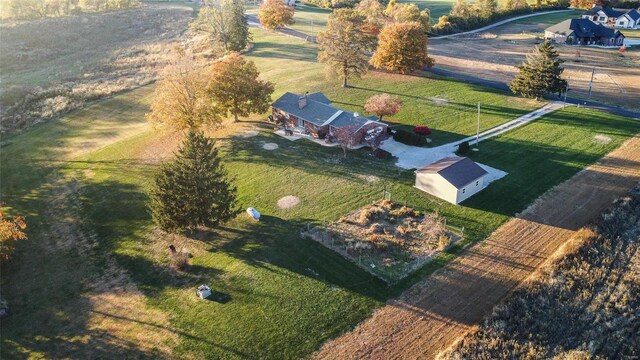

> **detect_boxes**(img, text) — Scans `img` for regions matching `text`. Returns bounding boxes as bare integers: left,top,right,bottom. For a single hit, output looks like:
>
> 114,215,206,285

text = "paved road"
246,14,316,42
426,67,640,119
430,9,574,40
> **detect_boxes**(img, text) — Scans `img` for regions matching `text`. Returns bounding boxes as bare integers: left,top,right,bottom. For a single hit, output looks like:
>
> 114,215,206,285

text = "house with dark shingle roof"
581,5,640,28
415,157,488,204
545,19,625,46
615,8,640,29
581,6,627,25
271,91,389,147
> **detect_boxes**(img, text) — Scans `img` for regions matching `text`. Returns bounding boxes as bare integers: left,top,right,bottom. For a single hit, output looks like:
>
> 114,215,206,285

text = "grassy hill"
1,27,638,359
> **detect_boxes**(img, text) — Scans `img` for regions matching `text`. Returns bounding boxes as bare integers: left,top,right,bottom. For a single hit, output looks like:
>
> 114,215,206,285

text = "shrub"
317,130,327,139
457,141,470,155
170,252,190,271
358,207,385,224
413,125,432,136
366,223,385,235
437,235,451,250
393,128,427,147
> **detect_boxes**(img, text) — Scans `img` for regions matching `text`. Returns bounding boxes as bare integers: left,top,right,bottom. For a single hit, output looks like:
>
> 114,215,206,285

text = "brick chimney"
298,92,309,109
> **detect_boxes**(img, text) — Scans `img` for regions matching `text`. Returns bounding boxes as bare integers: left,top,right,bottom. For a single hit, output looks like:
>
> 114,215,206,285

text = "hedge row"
393,129,427,147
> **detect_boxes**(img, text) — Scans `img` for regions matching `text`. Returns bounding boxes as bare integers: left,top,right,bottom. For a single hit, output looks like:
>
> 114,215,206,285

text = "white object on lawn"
246,207,261,220
196,285,212,299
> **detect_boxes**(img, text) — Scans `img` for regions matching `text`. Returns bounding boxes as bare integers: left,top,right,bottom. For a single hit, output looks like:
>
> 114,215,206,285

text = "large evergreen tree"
510,41,567,100
149,131,237,233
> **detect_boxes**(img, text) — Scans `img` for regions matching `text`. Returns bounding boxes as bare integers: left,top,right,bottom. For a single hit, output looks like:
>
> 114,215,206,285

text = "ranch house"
545,19,625,46
271,92,389,148
415,157,488,205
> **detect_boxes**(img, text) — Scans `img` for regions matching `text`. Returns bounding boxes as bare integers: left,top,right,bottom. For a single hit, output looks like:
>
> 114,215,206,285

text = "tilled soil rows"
313,134,640,360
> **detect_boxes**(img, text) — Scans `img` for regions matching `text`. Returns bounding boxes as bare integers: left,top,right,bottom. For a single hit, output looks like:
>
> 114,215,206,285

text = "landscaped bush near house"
393,128,427,147
413,126,432,136
457,141,470,155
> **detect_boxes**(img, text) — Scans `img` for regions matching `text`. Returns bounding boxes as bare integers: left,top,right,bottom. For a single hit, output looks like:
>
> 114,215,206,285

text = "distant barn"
415,157,488,205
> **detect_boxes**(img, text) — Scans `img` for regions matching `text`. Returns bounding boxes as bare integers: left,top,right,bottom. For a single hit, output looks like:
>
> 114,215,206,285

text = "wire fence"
303,189,465,283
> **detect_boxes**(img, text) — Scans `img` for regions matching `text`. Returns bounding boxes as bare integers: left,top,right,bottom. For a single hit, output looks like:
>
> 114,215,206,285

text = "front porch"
273,128,367,149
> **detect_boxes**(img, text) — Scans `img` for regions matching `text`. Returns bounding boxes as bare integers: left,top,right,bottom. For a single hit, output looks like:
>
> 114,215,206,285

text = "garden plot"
305,200,462,283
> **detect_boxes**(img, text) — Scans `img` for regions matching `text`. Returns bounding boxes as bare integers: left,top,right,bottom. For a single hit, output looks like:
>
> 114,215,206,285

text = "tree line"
2,0,141,20
432,0,570,35
571,0,640,9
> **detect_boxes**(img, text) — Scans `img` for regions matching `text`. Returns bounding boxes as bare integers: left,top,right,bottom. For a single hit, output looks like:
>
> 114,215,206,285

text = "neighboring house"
545,19,625,46
581,6,627,26
414,157,488,205
581,6,640,29
271,92,389,147
615,8,640,29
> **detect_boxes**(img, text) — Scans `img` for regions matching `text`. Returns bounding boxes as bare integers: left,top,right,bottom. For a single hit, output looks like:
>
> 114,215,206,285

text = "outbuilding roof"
416,157,488,189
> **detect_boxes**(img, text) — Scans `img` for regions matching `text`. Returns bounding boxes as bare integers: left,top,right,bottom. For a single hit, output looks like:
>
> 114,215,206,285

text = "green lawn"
2,26,639,359
247,29,539,146
509,9,582,25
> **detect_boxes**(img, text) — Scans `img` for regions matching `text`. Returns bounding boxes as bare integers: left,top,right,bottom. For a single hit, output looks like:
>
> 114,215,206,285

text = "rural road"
314,134,640,359
429,9,574,39
425,67,640,119
249,12,640,120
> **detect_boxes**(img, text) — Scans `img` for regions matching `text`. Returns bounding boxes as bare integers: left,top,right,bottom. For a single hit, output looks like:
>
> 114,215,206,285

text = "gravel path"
379,101,563,170
314,134,640,360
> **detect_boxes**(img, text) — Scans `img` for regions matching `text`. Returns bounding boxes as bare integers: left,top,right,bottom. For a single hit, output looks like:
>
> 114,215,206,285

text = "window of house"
599,16,606,21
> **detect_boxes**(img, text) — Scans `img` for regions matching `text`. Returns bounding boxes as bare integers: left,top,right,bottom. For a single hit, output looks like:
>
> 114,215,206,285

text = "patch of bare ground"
429,23,640,111
313,134,640,360
39,175,178,358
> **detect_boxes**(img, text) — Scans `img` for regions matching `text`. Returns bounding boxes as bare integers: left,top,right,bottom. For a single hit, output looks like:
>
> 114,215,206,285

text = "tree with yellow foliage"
259,0,295,30
0,208,27,261
370,22,434,74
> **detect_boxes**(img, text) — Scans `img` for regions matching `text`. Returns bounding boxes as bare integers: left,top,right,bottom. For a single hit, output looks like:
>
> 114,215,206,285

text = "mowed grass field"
247,30,539,146
1,27,639,358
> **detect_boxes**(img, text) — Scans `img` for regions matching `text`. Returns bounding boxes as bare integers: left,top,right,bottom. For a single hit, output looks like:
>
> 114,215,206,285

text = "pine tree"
510,41,567,100
149,131,237,233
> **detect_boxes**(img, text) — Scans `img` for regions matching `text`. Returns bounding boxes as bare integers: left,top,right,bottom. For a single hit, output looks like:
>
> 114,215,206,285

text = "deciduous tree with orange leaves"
370,22,434,74
259,0,295,30
0,207,27,261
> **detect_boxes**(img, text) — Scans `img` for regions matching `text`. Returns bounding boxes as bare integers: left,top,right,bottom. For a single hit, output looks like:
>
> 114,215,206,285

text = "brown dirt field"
313,134,640,360
429,22,640,111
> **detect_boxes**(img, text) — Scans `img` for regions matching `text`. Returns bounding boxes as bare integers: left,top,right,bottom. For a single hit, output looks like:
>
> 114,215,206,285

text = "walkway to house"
379,101,564,170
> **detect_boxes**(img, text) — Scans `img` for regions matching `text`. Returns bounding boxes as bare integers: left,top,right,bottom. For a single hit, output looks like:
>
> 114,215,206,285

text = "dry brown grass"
440,187,640,359
0,4,195,133
430,22,640,110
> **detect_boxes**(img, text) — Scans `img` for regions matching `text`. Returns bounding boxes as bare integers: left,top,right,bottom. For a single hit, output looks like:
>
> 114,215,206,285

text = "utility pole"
475,103,480,149
563,85,569,109
587,67,595,99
